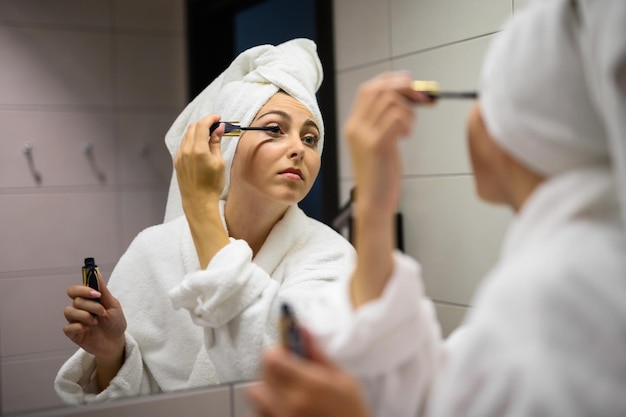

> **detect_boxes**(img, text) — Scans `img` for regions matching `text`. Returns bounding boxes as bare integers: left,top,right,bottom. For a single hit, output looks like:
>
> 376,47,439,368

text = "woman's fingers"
67,285,105,316
208,121,224,156
63,305,97,327
359,76,417,141
249,345,371,417
177,114,222,158
174,114,226,201
63,321,90,339
67,284,99,300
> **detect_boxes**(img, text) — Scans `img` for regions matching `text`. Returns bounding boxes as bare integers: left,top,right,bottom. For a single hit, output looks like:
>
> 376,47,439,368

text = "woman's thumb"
96,272,116,306
208,132,223,155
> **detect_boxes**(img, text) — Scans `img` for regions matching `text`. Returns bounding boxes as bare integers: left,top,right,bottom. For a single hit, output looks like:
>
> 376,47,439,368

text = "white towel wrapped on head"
164,38,325,222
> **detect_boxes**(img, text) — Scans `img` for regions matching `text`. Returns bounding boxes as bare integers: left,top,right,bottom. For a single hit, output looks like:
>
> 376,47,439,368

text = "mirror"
1,0,516,414
0,0,340,415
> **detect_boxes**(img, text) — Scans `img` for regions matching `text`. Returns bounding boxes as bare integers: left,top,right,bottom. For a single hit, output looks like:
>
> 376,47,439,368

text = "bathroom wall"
333,0,528,337
0,0,186,413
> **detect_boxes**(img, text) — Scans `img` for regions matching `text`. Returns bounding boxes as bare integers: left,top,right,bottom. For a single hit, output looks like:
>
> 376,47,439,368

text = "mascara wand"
209,121,280,136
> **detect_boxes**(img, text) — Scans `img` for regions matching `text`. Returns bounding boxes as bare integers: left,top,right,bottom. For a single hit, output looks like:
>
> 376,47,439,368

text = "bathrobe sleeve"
54,218,203,403
168,207,356,382
306,250,445,417
53,333,157,404
53,221,184,404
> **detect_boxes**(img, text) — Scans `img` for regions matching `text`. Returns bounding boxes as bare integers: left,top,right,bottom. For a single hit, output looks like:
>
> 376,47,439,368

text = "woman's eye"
302,135,319,147
266,124,283,136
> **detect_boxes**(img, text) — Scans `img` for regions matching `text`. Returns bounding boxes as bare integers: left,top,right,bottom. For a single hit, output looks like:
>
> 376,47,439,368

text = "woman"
55,38,355,403
248,2,626,416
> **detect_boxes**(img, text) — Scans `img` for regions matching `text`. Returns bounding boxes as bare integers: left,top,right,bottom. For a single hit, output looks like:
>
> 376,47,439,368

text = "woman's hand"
63,272,127,390
248,328,372,417
174,114,226,217
174,115,230,268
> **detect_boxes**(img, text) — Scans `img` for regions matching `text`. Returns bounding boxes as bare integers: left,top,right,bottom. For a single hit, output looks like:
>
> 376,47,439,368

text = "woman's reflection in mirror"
55,38,355,404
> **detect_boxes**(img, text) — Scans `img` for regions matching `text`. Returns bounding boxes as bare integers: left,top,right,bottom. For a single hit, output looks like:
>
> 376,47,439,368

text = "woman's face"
466,102,511,205
229,92,321,207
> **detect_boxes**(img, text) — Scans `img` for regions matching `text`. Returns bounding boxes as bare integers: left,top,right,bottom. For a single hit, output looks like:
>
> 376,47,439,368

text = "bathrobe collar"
180,201,309,276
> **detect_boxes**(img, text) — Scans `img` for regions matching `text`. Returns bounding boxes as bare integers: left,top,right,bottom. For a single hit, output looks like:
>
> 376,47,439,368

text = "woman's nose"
286,133,305,159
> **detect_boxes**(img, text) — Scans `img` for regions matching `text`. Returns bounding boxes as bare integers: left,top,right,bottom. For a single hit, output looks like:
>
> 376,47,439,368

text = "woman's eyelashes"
302,134,319,148
265,123,283,136
261,123,319,148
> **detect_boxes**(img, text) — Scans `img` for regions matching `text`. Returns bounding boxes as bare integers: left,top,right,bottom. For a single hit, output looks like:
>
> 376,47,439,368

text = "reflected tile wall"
0,0,186,413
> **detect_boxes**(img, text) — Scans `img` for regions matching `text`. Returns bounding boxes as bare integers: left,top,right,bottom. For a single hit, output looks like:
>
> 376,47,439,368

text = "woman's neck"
223,193,289,257
506,156,545,213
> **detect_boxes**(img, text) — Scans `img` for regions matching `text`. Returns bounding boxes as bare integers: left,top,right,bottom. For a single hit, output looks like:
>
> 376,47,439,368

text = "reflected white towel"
163,38,324,222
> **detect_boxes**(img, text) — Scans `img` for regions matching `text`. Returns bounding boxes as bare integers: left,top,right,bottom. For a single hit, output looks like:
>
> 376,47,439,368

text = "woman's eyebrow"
256,110,320,133
256,110,290,122
303,119,320,134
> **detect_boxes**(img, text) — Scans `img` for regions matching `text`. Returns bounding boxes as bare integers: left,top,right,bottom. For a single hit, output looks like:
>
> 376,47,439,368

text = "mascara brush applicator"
411,81,478,101
209,121,280,136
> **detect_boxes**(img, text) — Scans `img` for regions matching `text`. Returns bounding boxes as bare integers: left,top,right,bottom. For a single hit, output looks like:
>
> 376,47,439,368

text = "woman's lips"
279,168,303,180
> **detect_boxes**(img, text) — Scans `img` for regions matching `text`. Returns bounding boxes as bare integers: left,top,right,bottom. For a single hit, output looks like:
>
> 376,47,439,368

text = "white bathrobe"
309,166,626,417
55,201,355,404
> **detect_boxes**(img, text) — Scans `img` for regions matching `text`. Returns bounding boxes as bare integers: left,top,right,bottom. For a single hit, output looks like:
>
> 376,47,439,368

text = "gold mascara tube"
82,257,101,305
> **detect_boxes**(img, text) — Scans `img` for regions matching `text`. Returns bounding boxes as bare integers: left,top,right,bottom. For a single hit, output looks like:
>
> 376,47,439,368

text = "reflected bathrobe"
308,167,626,417
55,202,355,404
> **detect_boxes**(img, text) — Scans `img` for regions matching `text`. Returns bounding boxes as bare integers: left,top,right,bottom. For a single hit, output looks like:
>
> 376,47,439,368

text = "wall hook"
23,143,42,185
82,143,107,183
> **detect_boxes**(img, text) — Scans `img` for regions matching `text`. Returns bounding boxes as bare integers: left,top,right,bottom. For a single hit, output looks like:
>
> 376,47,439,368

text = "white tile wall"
400,176,512,305
118,188,168,252
390,0,510,55
434,302,470,339
0,27,114,107
332,0,390,70
113,0,185,32
0,0,186,413
1,354,74,413
0,193,120,272
114,33,187,107
0,110,117,188
0,275,82,356
117,112,175,185
0,0,111,27
335,62,391,180
232,381,259,417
